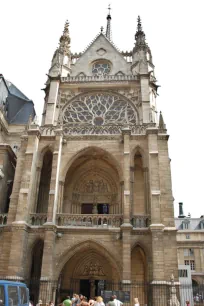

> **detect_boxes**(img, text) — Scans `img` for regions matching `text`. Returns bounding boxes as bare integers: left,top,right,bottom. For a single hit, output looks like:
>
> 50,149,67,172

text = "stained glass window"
92,61,111,76
62,93,138,126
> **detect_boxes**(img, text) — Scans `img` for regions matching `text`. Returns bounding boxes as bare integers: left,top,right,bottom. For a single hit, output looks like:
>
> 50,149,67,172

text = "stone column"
121,129,132,284
32,166,42,212
39,224,57,303
120,181,124,214
122,128,131,223
147,128,161,224
130,166,134,217
7,223,29,278
57,181,64,213
121,223,132,282
44,80,60,125
7,128,40,278
150,224,165,280
47,129,63,223
15,128,40,222
143,167,150,215
7,137,27,224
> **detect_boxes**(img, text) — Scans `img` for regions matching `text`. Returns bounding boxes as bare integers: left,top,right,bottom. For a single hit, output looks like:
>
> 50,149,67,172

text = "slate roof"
175,217,204,230
0,74,35,124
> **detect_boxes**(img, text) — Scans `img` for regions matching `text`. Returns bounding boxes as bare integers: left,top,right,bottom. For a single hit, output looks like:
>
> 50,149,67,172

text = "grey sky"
1,0,204,217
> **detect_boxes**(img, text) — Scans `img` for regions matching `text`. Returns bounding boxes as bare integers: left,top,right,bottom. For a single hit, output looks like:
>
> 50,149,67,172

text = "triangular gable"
71,33,131,76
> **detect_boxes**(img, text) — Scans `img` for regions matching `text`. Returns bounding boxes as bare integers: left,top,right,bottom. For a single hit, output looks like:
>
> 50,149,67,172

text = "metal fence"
0,276,204,306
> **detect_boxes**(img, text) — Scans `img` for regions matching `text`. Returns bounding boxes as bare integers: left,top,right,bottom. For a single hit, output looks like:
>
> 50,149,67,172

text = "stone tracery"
62,93,138,128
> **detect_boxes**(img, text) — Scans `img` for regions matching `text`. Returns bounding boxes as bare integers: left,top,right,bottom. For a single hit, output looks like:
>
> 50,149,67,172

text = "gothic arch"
38,145,54,164
60,146,123,182
54,239,122,280
131,145,147,167
71,167,118,194
131,243,147,282
25,237,44,278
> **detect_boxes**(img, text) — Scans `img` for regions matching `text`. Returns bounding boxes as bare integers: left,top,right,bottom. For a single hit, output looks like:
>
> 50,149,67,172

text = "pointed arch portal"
56,240,121,300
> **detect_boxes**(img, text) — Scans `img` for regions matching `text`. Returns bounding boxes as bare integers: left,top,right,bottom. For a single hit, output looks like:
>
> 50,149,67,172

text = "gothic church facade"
0,12,178,303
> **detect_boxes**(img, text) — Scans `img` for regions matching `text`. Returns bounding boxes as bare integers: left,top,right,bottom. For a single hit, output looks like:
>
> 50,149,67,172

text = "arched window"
36,151,53,213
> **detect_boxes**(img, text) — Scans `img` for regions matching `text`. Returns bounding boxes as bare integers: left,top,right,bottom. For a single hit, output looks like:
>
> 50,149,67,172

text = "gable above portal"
71,34,131,76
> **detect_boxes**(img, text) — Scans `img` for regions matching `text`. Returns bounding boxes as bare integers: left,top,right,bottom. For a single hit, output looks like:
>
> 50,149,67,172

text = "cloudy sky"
1,0,204,217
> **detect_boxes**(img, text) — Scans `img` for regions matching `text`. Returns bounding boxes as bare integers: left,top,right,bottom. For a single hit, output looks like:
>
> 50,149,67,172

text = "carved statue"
168,274,180,306
98,265,105,276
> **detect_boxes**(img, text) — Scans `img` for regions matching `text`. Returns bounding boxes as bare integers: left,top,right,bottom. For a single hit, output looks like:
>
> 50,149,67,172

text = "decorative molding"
20,188,29,194
151,190,160,195
124,190,130,195
49,190,55,195
149,151,158,155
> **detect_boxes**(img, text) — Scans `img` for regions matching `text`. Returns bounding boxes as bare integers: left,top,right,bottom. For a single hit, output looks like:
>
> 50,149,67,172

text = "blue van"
0,280,29,306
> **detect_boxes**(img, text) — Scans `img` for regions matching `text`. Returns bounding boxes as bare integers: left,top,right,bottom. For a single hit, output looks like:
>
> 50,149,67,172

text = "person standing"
107,296,115,306
113,295,123,306
63,296,72,306
95,296,105,306
72,294,80,306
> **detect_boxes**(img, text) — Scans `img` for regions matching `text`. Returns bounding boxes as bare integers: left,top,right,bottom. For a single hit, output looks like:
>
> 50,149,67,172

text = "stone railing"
29,213,47,226
0,213,8,225
131,215,150,228
56,214,123,228
61,74,138,83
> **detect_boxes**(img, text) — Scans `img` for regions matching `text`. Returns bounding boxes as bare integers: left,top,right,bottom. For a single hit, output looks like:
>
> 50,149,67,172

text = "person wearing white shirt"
112,295,123,306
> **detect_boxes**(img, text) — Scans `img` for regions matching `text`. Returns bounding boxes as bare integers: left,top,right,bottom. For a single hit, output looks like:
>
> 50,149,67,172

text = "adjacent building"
176,203,204,286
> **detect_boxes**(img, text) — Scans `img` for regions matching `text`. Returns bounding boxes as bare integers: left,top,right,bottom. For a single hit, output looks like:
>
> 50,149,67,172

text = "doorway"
79,280,105,299
80,280,90,298
81,204,109,214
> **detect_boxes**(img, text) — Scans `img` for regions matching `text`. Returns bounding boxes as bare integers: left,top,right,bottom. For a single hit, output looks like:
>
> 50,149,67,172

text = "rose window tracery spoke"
62,93,138,128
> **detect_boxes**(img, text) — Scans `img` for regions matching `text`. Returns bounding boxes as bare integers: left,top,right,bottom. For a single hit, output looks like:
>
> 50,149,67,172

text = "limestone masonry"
0,12,203,305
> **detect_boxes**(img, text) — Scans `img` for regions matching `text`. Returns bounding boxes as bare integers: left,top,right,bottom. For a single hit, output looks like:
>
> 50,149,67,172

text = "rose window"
62,93,138,127
92,61,111,76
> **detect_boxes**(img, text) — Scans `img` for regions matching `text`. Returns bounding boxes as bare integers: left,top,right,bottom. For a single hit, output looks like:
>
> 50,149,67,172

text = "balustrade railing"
131,215,150,228
0,213,7,225
56,214,123,228
61,74,138,83
29,213,47,226
28,213,150,228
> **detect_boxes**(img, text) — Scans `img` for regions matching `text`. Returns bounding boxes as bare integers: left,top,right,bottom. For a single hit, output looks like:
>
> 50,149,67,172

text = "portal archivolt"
61,147,121,214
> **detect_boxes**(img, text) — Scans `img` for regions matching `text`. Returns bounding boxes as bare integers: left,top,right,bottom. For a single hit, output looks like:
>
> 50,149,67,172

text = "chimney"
178,202,185,218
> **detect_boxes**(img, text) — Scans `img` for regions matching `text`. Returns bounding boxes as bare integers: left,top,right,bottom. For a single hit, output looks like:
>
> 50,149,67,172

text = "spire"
59,20,71,56
106,4,112,41
134,16,147,52
159,111,166,130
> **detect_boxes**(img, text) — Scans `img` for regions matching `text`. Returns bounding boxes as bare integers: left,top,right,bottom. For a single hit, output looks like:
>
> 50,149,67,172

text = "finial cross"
108,4,111,14
100,26,104,33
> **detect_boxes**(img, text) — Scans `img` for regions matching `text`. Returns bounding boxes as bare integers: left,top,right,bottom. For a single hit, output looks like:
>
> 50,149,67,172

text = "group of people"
61,294,125,306
35,294,140,306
